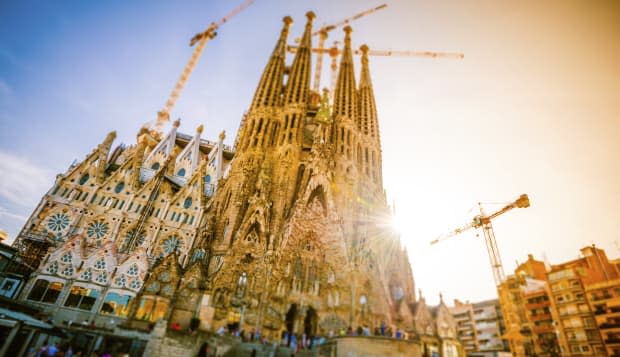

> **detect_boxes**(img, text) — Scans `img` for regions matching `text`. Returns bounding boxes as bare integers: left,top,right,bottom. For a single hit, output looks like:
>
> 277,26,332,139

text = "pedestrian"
196,342,210,357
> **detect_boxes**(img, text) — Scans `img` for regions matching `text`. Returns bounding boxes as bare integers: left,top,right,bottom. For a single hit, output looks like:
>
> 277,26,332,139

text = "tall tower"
203,15,416,336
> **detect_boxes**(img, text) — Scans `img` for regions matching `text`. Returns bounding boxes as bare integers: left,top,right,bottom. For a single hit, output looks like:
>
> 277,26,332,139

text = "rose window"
87,220,109,241
47,213,70,239
123,230,146,249
162,236,182,255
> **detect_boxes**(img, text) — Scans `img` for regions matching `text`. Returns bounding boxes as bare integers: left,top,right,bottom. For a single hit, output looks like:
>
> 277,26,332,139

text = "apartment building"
451,299,479,354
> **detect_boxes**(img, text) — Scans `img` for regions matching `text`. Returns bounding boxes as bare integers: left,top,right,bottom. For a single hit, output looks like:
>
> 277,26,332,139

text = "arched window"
204,175,212,184
79,173,90,185
236,272,248,297
183,197,192,209
151,162,160,170
177,168,186,177
114,182,125,194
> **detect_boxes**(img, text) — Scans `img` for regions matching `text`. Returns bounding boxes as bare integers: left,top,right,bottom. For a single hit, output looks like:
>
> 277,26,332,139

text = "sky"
1,0,619,305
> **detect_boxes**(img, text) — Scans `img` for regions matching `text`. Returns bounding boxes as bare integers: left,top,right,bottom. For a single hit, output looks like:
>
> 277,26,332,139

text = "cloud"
0,151,52,206
0,205,27,221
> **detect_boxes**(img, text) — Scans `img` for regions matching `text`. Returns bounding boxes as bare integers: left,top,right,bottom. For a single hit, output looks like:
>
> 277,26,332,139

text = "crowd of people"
25,343,122,357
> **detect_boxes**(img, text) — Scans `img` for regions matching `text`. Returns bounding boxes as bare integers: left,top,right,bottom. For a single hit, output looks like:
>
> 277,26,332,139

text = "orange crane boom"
155,0,255,131
287,44,464,96
293,4,387,94
430,194,530,286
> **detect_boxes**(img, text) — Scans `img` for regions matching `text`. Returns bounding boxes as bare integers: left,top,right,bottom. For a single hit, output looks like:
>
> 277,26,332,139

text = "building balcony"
601,322,620,330
526,302,549,310
532,325,554,334
530,313,552,321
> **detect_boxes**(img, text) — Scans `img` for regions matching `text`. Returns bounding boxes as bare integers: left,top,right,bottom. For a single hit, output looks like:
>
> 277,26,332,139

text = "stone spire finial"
219,130,226,141
333,26,357,121
283,11,314,105
248,15,292,111
173,118,181,128
196,124,204,134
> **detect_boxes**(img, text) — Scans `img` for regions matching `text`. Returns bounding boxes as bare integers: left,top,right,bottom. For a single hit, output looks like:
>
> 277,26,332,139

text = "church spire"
250,16,292,110
283,11,315,105
358,44,379,141
333,26,357,123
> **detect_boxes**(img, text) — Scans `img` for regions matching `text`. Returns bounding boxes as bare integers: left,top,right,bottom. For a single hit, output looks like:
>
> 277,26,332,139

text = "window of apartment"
27,279,64,304
63,284,100,311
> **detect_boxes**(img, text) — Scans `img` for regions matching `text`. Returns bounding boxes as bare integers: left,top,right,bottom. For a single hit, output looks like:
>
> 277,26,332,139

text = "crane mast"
155,0,255,132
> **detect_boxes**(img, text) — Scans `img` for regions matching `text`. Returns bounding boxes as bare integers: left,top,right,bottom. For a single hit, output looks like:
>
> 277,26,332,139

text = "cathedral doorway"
285,303,298,337
304,306,318,337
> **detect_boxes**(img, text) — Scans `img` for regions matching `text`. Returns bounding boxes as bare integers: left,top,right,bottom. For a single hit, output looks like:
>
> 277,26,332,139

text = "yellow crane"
287,44,464,97
155,0,255,132
430,194,530,286
294,4,388,94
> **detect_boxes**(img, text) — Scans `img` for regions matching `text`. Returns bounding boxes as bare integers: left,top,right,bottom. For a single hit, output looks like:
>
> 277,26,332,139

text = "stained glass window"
47,213,70,239
127,264,139,277
115,275,127,287
129,279,141,290
47,261,59,274
183,197,192,209
123,230,146,249
87,220,109,241
162,236,182,255
114,182,125,194
61,266,74,277
94,258,106,270
95,272,108,284
79,174,89,185
60,252,72,263
81,268,92,281
177,168,186,177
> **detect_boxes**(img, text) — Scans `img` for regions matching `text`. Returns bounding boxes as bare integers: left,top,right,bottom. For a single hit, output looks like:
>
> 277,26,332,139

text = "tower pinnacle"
283,12,314,105
250,16,292,109
358,44,379,141
333,26,357,122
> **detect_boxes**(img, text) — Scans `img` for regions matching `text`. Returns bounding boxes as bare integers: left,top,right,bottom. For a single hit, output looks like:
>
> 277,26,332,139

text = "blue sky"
1,0,619,304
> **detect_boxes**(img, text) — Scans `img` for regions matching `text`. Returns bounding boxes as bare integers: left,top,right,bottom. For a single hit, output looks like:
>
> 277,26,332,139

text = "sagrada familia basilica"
9,11,461,356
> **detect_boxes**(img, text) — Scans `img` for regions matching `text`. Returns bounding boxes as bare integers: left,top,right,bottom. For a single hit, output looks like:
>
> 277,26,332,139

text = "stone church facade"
11,11,461,356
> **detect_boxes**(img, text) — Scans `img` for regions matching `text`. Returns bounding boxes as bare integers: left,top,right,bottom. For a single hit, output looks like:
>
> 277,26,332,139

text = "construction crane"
155,0,255,132
287,44,464,97
430,194,530,286
294,4,388,94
